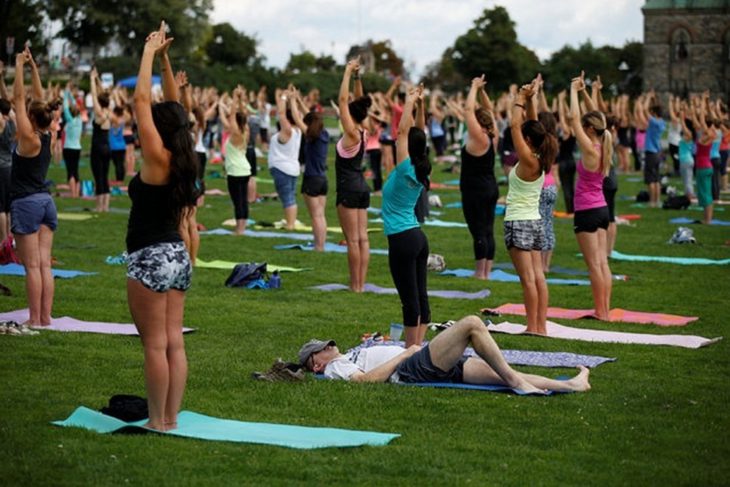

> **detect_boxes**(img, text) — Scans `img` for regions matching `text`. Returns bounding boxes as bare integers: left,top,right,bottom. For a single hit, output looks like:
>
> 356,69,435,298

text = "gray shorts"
395,344,467,383
504,219,544,251
127,241,192,293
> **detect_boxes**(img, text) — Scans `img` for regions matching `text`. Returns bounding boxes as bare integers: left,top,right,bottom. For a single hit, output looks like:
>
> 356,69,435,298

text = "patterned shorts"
539,185,558,251
504,219,545,251
127,241,192,293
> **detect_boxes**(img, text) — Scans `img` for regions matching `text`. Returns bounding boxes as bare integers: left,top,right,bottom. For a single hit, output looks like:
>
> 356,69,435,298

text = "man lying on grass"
299,315,591,394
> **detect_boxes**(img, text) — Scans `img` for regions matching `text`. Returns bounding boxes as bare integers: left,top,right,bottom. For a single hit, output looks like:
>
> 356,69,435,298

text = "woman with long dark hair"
383,85,432,347
127,23,199,431
505,75,558,335
459,75,498,280
10,47,57,327
336,58,372,292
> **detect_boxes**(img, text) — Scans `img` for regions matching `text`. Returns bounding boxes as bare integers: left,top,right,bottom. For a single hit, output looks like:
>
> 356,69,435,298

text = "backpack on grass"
225,262,268,288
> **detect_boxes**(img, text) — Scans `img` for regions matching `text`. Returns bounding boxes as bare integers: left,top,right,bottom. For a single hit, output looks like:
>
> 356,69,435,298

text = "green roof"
644,0,729,8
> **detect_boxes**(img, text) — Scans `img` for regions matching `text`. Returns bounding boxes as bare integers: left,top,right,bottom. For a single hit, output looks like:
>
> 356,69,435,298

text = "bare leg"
0,213,7,243
15,232,42,325
429,316,544,394
304,194,327,251
163,289,187,430
357,209,369,291
463,359,591,392
606,222,617,256
703,204,713,225
247,177,257,204
530,251,548,335
235,219,247,235
337,205,362,292
128,279,169,431
509,248,544,334
576,230,611,320
474,258,487,280
103,193,111,212
284,204,298,230
38,226,55,325
541,250,553,274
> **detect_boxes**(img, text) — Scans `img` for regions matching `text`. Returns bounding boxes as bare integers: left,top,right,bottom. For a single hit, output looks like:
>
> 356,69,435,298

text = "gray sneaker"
252,359,306,382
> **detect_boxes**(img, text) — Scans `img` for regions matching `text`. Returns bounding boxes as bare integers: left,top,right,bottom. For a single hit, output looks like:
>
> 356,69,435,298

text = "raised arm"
385,75,401,104
465,75,490,154
557,90,571,138
289,90,307,132
510,78,540,173
276,89,293,143
582,78,596,112
537,75,549,113
158,34,179,103
525,74,539,121
338,57,361,147
668,95,679,123
570,72,600,166
13,51,36,151
353,66,364,99
678,109,691,139
0,61,8,101
396,86,418,164
177,72,192,113
26,49,43,101
415,84,426,130
593,75,608,113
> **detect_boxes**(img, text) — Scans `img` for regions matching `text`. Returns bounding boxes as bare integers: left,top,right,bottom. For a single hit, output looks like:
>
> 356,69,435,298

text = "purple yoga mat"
311,283,490,300
0,309,195,336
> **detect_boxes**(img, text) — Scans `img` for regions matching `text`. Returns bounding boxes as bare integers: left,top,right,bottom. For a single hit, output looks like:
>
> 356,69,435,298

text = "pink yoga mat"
487,321,721,349
482,303,698,327
0,309,195,336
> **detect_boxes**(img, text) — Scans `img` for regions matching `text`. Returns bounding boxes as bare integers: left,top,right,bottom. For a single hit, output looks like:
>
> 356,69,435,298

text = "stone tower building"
642,0,730,101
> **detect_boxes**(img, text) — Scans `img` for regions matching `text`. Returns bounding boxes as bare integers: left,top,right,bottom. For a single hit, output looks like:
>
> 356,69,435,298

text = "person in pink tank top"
569,72,614,321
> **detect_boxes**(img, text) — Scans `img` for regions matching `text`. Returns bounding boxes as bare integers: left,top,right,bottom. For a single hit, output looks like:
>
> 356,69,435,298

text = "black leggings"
62,148,80,182
558,158,576,214
367,149,382,192
111,150,125,182
388,227,430,327
90,144,110,195
461,186,498,261
227,175,250,219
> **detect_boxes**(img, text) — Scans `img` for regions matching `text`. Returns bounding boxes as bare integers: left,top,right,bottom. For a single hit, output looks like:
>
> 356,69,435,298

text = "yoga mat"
0,309,195,335
491,263,628,281
200,228,312,241
355,340,615,368
275,242,389,255
57,213,96,221
439,269,591,286
609,250,730,265
312,283,490,300
482,303,697,327
487,321,721,349
0,263,96,279
370,217,468,228
53,406,398,449
669,217,730,226
195,259,308,272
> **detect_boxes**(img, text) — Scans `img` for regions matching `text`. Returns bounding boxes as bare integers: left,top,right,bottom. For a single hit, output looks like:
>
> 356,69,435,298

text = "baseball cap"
298,339,336,367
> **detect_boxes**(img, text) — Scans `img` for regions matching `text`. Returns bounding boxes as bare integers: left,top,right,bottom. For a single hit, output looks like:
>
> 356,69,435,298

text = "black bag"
100,394,148,422
225,262,268,288
636,190,650,202
663,195,691,210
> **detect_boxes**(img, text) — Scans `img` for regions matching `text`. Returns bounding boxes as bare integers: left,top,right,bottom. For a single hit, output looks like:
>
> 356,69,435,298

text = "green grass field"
1,141,729,486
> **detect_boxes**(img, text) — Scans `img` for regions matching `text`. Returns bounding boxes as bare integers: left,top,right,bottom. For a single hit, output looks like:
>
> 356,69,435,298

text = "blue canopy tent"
116,75,161,88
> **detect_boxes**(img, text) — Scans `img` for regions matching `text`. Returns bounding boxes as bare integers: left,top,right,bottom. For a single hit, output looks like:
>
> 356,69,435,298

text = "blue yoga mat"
669,217,730,226
275,242,389,255
53,406,399,449
492,262,627,280
608,250,730,266
444,202,507,216
200,228,313,241
439,268,590,286
0,263,96,279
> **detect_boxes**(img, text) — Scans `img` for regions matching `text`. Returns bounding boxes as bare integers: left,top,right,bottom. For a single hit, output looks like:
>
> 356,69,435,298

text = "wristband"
514,103,524,109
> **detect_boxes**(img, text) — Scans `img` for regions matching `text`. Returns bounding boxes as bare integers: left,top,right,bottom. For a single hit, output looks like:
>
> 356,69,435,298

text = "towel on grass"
669,217,730,226
57,213,96,221
53,407,398,449
0,263,96,279
482,303,697,327
355,340,615,368
608,250,730,265
312,283,490,300
439,268,590,286
275,242,389,255
0,309,194,335
195,259,308,272
487,321,721,349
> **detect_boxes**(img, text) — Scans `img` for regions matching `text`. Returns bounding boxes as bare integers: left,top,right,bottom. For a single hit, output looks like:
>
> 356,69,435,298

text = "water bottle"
268,271,281,289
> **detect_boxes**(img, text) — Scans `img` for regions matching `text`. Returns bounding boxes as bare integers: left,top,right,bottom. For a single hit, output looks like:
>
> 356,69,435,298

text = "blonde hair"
582,111,613,176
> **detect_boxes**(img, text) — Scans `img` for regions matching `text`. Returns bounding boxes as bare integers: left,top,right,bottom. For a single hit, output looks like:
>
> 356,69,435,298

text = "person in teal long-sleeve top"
62,86,83,198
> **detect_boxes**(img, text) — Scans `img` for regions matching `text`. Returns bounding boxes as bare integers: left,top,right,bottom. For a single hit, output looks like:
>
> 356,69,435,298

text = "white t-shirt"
668,120,682,146
324,345,406,383
268,128,302,177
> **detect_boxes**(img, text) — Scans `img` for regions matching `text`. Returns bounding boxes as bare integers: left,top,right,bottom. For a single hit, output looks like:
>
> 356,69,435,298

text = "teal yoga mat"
53,406,399,449
607,250,730,266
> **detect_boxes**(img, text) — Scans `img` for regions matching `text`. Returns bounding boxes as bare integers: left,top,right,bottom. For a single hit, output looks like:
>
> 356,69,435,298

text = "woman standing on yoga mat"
336,58,372,292
9,47,57,327
383,84,432,347
220,88,251,235
505,74,557,335
459,75,498,280
569,71,613,321
127,22,198,432
89,68,111,212
61,85,83,199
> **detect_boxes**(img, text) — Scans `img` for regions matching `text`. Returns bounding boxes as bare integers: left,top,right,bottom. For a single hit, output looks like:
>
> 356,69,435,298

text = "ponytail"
408,127,431,190
537,133,558,174
601,130,613,176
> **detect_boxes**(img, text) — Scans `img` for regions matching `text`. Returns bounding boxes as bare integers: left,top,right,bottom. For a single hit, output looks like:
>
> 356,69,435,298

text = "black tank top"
558,135,576,163
10,131,52,201
92,120,109,149
459,143,496,192
126,174,182,253
334,133,369,193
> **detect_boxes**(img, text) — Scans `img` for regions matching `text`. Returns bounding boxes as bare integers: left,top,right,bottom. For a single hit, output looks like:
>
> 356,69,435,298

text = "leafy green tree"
0,0,48,59
204,22,258,67
285,51,317,73
371,40,403,76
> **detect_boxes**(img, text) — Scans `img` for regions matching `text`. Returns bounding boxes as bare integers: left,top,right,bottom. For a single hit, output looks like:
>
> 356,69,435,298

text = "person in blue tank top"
383,84,432,348
9,47,58,328
109,106,127,182
127,22,199,432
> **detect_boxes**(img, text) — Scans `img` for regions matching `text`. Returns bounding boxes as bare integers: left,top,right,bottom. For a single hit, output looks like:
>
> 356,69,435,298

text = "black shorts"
259,128,269,144
395,344,467,383
573,206,609,233
301,176,328,197
644,151,661,184
336,190,370,209
123,135,135,145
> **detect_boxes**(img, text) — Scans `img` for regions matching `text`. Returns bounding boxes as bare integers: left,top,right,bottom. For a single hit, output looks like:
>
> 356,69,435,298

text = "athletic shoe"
252,359,306,382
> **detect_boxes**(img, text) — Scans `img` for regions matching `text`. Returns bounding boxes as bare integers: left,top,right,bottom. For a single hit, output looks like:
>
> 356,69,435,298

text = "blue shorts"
127,241,192,293
10,193,58,234
395,344,467,383
270,167,298,208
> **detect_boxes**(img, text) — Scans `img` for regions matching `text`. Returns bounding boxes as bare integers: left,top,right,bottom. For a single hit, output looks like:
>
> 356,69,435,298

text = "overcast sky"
211,0,645,76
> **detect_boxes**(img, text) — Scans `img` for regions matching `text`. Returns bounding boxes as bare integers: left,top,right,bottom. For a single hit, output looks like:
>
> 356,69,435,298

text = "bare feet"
143,421,166,432
567,366,592,392
473,272,487,280
164,421,178,431
513,379,548,395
